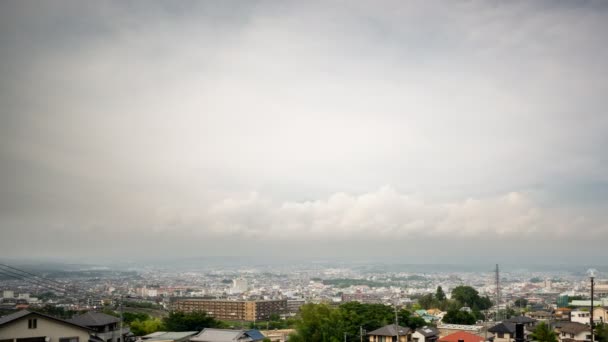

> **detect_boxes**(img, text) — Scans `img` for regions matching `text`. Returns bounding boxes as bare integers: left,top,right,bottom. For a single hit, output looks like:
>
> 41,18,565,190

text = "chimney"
515,323,525,342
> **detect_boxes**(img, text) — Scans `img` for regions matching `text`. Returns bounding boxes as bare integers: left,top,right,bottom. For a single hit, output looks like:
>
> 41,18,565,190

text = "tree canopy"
530,322,557,342
451,286,492,310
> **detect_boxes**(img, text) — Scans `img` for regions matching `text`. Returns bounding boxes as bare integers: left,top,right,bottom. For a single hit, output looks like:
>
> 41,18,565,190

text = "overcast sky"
1,1,607,264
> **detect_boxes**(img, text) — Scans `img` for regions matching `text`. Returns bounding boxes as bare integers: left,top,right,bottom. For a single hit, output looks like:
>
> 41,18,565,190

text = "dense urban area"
1,262,607,342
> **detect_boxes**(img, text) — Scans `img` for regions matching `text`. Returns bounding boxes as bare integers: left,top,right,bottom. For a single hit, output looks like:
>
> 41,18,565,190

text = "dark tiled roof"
368,324,411,337
0,310,31,325
560,322,590,335
504,316,536,324
488,322,516,334
0,310,92,331
68,311,121,327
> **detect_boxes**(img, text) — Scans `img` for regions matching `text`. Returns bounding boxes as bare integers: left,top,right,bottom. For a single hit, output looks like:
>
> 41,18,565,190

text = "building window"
498,333,504,338
59,338,79,342
28,319,37,329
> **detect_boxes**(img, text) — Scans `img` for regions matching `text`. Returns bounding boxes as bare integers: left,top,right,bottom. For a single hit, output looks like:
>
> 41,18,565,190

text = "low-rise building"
556,322,591,342
0,310,93,342
141,331,198,342
367,324,411,342
68,312,129,342
412,327,439,342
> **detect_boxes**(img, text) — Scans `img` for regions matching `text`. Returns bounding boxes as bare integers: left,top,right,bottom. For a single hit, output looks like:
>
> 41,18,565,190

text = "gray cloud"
1,1,607,262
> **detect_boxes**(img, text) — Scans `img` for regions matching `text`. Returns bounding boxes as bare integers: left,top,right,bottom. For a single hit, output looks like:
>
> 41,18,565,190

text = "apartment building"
171,299,287,321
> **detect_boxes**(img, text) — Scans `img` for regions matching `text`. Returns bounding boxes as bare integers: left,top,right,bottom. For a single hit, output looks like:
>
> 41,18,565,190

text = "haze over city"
1,1,607,264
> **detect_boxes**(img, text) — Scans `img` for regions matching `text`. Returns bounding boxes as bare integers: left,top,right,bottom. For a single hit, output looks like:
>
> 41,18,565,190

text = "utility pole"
119,295,123,342
360,326,364,342
395,304,399,342
495,264,501,321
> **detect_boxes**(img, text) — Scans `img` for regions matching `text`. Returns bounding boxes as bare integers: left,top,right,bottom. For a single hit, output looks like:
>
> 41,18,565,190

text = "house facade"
0,310,92,342
367,324,411,342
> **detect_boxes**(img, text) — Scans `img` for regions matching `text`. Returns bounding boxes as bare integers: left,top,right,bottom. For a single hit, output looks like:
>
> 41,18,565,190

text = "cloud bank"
1,1,607,261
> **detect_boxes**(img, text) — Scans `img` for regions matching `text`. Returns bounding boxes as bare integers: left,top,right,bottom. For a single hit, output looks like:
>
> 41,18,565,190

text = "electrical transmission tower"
495,264,501,321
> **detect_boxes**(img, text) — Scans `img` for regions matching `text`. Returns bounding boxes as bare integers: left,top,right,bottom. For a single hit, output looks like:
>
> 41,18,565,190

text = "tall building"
231,278,248,294
171,298,287,321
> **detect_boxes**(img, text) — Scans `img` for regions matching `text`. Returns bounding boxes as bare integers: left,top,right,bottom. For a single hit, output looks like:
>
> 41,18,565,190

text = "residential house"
592,307,607,325
367,324,411,342
556,322,591,342
68,312,128,342
0,310,93,342
412,327,439,342
503,316,536,329
488,323,516,342
190,328,265,342
438,331,485,342
526,311,552,322
570,311,591,325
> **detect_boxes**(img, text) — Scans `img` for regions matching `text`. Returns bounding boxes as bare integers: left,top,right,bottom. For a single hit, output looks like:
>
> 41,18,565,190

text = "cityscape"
1,1,608,342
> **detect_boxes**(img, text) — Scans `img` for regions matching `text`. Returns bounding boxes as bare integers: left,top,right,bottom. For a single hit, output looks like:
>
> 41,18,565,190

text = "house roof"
560,322,590,335
191,328,265,342
0,310,93,332
439,331,485,342
504,316,536,324
416,327,439,337
368,324,411,337
143,332,198,341
488,323,516,334
68,312,121,327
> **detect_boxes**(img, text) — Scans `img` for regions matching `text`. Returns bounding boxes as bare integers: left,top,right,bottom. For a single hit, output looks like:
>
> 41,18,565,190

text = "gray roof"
488,323,516,334
504,316,536,324
368,324,411,337
68,311,121,327
143,332,198,341
191,328,265,342
416,327,439,337
0,310,92,331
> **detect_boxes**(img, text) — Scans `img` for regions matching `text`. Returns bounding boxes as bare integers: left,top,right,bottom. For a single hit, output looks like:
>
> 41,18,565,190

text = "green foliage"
530,322,557,342
514,298,528,308
442,309,477,325
123,312,151,325
596,323,608,342
130,318,164,336
398,310,427,330
451,286,492,310
162,311,222,332
436,286,446,301
290,302,401,342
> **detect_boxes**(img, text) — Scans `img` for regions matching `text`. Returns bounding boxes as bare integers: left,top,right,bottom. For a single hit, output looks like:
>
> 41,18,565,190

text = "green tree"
123,312,151,325
596,323,608,342
130,318,164,336
530,322,557,342
436,286,446,301
442,309,476,325
162,311,221,332
514,298,528,308
451,286,492,310
418,293,437,310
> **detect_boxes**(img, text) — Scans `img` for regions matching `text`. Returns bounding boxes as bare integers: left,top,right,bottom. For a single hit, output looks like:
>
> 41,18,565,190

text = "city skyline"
1,1,607,262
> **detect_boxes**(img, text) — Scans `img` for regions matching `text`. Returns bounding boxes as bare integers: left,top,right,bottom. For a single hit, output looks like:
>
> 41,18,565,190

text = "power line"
0,266,67,293
0,269,66,294
0,263,66,287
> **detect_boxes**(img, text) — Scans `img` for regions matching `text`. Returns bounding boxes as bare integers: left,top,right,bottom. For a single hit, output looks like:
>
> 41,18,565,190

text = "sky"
1,1,607,264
